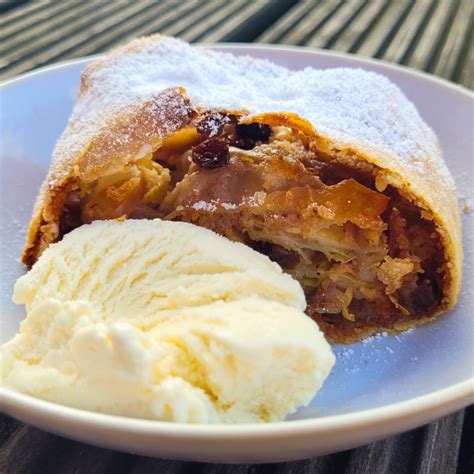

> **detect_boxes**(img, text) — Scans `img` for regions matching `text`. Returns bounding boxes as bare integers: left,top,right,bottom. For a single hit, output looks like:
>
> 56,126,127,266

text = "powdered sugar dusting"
336,327,418,375
362,331,389,344
191,200,238,212
192,200,217,212
73,36,453,188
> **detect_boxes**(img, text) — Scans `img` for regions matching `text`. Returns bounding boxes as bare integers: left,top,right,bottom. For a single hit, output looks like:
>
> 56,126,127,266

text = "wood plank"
214,1,298,43
254,0,316,44
432,0,472,81
103,1,203,49
196,1,270,43
404,0,456,71
329,0,387,52
415,411,465,474
1,1,109,54
179,1,251,42
0,0,51,28
279,1,343,46
60,0,197,60
1,2,127,69
160,1,230,39
1,0,78,40
381,0,435,64
457,28,473,89
0,2,151,79
457,406,474,473
306,0,366,48
354,0,411,57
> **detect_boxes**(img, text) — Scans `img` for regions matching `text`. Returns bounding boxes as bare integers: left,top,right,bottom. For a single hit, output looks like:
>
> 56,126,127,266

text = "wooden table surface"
1,1,472,472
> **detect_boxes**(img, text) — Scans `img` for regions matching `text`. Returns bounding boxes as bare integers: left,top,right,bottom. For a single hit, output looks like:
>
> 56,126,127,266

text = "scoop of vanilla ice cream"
3,220,334,423
2,297,333,423
13,219,304,317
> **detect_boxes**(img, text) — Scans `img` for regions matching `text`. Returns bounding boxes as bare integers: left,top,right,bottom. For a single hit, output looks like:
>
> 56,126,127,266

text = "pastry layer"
53,114,446,343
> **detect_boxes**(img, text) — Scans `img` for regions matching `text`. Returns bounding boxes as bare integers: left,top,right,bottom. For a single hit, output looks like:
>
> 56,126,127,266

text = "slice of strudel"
22,36,462,343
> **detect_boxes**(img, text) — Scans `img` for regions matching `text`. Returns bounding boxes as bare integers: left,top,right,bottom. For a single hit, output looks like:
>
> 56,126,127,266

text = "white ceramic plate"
1,45,473,463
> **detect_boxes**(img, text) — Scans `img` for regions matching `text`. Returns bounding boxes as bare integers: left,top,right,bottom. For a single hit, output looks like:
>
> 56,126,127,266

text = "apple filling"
59,113,445,341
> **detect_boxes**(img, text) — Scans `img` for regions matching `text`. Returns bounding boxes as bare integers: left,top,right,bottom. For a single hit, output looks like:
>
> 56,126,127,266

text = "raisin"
252,240,273,255
252,241,299,269
402,279,438,314
236,123,272,142
192,138,229,170
196,112,229,138
59,190,82,237
269,244,299,269
225,135,256,150
59,209,82,237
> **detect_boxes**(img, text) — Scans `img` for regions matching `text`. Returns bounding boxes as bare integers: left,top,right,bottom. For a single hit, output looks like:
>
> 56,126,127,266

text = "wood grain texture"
1,0,472,87
1,0,472,472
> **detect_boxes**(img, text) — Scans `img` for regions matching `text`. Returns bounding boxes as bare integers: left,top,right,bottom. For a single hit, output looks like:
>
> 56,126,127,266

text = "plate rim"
2,378,473,435
1,44,473,443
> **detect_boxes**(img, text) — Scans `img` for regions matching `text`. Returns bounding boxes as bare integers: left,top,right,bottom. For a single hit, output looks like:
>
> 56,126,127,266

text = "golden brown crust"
22,88,196,266
245,112,462,324
313,312,447,344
